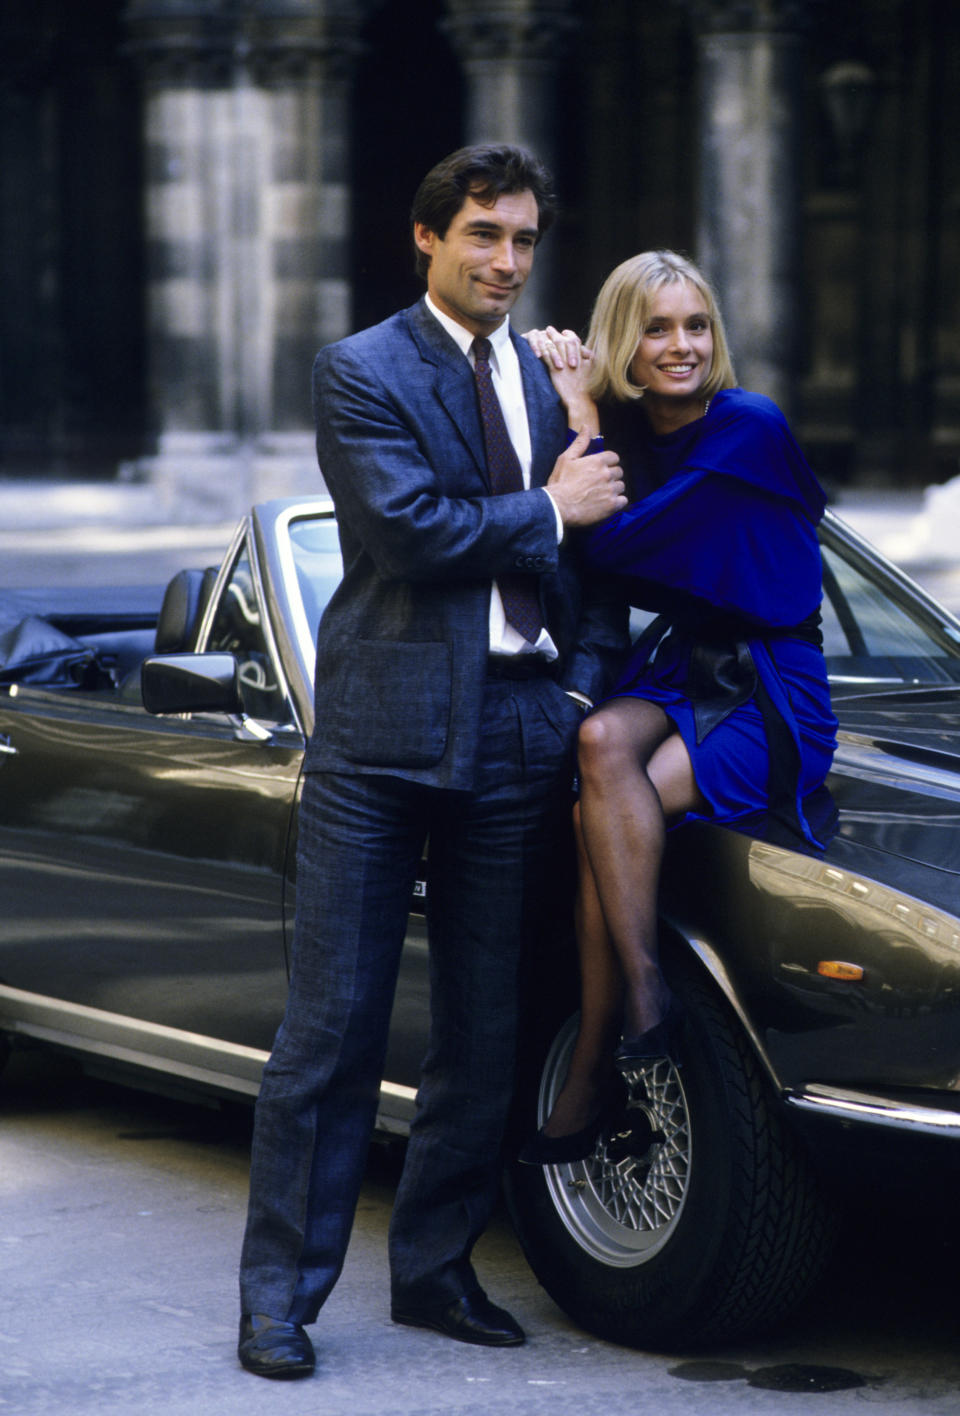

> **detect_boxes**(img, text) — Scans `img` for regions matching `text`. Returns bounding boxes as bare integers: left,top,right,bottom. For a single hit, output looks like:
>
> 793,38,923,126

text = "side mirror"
141,653,242,716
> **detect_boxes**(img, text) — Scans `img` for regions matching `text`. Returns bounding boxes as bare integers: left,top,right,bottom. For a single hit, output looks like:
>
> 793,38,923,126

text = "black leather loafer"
391,1289,525,1346
238,1313,316,1379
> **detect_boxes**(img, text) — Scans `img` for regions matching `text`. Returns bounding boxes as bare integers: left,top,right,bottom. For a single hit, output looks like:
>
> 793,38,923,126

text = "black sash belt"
636,608,823,836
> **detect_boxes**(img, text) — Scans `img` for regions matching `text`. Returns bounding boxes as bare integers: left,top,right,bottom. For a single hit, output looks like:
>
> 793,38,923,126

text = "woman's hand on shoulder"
522,325,599,433
523,325,590,371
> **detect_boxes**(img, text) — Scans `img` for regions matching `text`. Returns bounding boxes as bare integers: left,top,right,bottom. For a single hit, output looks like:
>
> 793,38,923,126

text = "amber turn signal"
817,960,865,981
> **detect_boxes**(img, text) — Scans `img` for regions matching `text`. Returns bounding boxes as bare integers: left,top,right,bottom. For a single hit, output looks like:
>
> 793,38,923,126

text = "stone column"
123,1,233,513
684,0,811,414
246,3,366,502
441,0,576,330
124,1,365,519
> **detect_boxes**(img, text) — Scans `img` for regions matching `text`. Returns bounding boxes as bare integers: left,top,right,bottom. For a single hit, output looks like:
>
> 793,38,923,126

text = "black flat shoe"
517,1112,605,1166
391,1289,525,1346
238,1313,316,1379
614,995,685,1070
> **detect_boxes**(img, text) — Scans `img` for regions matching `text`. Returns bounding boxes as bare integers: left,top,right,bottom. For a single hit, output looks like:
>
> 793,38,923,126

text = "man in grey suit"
238,144,628,1380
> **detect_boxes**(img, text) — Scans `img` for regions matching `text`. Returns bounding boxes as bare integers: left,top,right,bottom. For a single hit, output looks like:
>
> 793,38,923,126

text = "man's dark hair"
411,144,557,280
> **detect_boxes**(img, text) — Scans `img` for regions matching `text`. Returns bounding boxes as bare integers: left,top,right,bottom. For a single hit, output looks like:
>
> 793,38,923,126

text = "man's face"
415,189,539,336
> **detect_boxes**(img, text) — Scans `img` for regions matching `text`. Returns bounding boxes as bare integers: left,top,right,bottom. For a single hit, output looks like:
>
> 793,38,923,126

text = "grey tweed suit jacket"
304,298,628,790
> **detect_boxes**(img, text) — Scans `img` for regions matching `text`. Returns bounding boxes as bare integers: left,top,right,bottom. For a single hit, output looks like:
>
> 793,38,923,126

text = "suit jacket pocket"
534,677,587,751
329,638,451,768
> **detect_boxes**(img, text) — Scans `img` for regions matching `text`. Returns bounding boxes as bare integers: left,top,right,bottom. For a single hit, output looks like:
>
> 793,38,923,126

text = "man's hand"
546,427,627,528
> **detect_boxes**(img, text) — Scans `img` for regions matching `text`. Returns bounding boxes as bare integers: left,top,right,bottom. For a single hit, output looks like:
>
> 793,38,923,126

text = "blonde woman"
520,251,837,1164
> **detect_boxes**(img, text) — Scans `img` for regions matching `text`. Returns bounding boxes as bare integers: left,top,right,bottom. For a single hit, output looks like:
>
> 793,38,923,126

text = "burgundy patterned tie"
472,337,543,644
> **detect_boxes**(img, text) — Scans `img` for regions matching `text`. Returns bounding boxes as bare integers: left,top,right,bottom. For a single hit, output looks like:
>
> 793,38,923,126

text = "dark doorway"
0,0,145,479
350,0,464,333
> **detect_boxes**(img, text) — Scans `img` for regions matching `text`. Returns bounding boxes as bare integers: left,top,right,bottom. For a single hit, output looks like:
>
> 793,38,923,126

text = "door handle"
0,735,18,757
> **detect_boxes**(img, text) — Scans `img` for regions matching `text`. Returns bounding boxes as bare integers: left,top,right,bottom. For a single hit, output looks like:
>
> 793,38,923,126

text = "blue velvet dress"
585,388,838,847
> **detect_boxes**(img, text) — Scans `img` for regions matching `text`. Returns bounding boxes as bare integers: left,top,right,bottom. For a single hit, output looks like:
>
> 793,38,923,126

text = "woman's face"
629,280,714,413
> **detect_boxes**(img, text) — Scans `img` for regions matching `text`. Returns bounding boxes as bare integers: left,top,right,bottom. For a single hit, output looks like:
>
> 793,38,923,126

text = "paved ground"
2,1048,960,1416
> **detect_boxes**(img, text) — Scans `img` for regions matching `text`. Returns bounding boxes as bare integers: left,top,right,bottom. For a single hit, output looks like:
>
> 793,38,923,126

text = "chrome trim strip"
272,500,336,683
380,1079,417,1101
829,675,908,685
0,985,267,1097
785,1083,960,1138
243,524,304,737
194,516,248,651
0,986,418,1122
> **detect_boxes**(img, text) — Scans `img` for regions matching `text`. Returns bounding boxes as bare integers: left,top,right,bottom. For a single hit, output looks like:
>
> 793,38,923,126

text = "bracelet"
565,428,605,455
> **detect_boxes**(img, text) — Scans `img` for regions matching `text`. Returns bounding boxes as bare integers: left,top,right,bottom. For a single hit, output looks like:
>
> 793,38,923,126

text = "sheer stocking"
542,698,707,1138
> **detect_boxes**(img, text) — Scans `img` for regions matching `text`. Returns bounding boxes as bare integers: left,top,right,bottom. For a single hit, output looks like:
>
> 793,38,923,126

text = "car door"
0,527,301,1061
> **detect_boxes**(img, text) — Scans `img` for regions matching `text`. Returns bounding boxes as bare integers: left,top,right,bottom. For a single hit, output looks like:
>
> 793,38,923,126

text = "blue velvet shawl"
585,388,825,626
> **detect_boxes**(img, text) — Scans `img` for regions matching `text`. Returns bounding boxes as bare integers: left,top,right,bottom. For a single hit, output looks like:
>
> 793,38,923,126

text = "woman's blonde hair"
585,250,737,404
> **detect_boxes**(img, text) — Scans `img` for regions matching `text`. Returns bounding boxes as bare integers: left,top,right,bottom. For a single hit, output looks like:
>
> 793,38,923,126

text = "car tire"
504,964,836,1348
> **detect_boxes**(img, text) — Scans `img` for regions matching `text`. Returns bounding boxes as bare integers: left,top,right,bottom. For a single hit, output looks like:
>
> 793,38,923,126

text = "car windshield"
286,515,344,646
819,524,960,692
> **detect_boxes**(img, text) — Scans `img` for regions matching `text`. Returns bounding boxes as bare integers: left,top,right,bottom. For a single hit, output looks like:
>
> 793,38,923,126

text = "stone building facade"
1,0,957,515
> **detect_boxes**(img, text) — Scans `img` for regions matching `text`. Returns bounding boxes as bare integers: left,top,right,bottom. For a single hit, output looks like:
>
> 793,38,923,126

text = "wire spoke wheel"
506,975,836,1348
538,1019,692,1266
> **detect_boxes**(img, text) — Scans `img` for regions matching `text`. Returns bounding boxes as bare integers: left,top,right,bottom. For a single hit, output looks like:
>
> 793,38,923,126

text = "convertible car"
1,497,958,1348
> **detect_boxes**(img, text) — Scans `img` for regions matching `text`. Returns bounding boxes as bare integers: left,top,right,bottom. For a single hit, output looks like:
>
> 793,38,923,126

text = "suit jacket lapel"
514,329,561,489
406,300,489,486
405,300,561,492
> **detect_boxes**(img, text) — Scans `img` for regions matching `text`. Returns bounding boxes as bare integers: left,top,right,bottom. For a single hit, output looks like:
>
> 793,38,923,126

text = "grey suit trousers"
239,673,583,1323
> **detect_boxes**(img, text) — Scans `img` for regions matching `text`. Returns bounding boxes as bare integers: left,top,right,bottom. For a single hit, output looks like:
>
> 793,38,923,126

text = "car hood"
835,686,960,771
829,686,960,881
